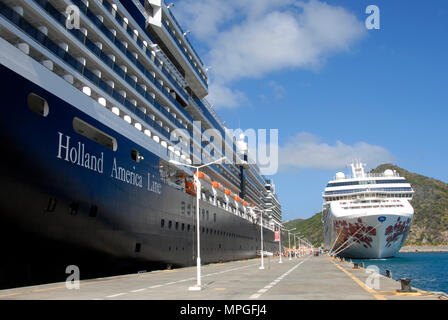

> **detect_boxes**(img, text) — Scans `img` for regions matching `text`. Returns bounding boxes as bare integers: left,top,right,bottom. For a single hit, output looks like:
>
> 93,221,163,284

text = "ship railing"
162,0,204,67
32,0,195,136
161,19,208,89
334,172,401,180
101,0,189,102
72,0,190,110
0,3,198,160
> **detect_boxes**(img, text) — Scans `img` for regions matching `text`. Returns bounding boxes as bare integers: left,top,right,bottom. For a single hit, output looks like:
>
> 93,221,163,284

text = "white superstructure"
322,161,414,258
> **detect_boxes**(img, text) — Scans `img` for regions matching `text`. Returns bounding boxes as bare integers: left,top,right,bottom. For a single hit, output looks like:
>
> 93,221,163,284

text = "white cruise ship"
322,161,414,259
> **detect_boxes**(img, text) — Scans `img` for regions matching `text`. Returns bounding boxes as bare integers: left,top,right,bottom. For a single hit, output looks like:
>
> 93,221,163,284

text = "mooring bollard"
397,278,417,293
385,269,392,278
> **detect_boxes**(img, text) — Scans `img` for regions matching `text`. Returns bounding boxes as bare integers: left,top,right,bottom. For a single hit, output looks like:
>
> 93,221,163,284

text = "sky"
168,0,448,221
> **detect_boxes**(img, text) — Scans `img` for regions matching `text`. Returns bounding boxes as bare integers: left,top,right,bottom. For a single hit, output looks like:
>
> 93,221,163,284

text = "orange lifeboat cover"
243,201,248,206
234,195,241,202
224,189,231,195
212,181,220,188
194,171,205,179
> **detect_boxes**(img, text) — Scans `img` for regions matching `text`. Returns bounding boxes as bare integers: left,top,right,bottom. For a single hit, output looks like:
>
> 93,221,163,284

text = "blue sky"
170,0,448,220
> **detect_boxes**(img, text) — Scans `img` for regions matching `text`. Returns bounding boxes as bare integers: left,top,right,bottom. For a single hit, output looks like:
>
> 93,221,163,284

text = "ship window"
89,205,98,217
27,93,49,117
168,220,172,229
131,149,141,162
206,210,209,220
181,201,185,214
187,204,191,215
73,117,117,151
202,209,205,220
69,202,79,215
135,243,141,253
175,222,179,230
187,224,190,232
161,219,165,228
45,197,57,212
182,223,185,231
214,213,216,223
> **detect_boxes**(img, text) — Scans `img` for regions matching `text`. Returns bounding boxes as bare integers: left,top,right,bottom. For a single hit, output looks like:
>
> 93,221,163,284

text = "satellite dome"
384,169,394,177
335,172,345,180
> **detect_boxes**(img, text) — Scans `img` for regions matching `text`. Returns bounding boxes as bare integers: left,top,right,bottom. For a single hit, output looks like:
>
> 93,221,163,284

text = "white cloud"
279,132,394,171
268,81,287,99
173,0,365,108
173,0,235,41
207,82,250,109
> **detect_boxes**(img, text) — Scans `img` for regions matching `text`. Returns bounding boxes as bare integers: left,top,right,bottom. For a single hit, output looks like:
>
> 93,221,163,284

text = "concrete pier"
0,255,444,300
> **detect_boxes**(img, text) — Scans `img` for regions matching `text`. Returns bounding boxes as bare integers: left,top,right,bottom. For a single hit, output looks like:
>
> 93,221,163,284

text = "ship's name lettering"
111,158,143,188
56,133,161,193
147,173,162,194
57,132,104,173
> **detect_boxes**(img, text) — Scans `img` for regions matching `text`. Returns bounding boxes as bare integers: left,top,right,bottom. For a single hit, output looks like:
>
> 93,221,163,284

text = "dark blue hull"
0,64,277,287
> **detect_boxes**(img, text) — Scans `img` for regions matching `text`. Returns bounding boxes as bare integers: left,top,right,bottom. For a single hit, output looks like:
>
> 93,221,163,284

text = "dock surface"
0,255,443,300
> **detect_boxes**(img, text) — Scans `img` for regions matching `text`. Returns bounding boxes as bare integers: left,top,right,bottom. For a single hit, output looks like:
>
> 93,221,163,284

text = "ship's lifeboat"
185,181,196,196
195,171,212,184
212,181,226,201
234,195,241,202
195,170,212,192
242,201,248,206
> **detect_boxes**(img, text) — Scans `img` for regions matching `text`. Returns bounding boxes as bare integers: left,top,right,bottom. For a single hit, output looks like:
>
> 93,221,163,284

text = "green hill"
284,164,448,247
371,164,448,245
284,212,324,247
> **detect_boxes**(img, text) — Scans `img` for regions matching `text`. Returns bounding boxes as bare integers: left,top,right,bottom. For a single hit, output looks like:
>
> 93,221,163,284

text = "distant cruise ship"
0,0,282,284
322,161,414,259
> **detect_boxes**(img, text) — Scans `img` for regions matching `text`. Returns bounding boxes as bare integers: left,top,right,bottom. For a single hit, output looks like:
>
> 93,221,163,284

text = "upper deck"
323,162,414,201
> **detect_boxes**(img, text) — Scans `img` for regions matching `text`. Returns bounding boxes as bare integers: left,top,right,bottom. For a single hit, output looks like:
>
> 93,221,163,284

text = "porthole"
27,93,49,117
89,205,98,217
73,117,117,151
131,149,142,162
69,202,79,215
45,197,57,212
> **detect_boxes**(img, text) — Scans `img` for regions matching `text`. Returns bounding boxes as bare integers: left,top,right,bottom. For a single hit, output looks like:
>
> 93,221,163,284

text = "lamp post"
254,206,275,270
286,228,296,260
292,233,298,258
169,156,226,291
271,220,284,263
